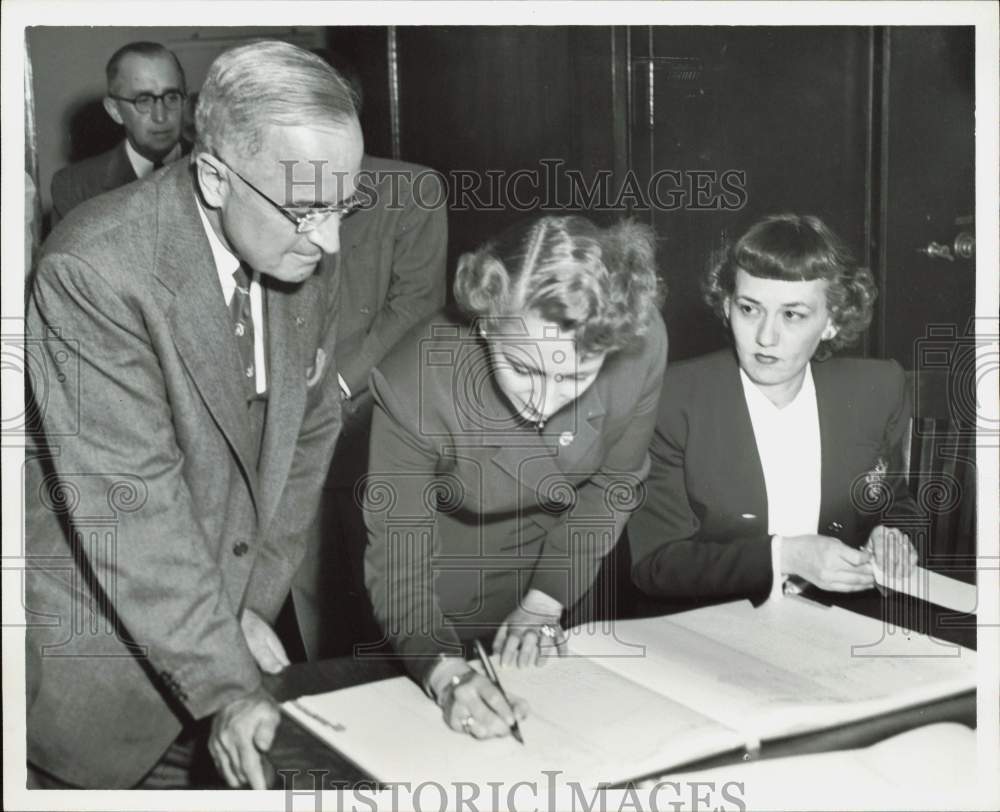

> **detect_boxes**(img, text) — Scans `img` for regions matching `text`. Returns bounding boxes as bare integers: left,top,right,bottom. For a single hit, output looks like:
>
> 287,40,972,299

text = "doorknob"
917,232,975,262
953,231,975,259
918,241,954,261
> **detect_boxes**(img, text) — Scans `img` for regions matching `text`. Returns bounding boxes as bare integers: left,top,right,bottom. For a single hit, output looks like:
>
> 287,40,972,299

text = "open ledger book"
283,598,976,788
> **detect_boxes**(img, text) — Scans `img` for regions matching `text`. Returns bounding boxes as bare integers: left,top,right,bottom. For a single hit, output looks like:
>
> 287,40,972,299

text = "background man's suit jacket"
364,309,668,682
290,155,446,660
25,160,343,787
628,349,920,605
50,139,192,225
324,154,447,488
50,140,137,225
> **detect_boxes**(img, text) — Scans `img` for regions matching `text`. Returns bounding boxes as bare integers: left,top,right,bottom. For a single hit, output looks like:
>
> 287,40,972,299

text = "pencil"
474,639,525,744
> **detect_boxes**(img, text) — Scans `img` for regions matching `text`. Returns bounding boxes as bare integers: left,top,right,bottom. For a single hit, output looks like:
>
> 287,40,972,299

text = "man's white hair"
194,40,357,160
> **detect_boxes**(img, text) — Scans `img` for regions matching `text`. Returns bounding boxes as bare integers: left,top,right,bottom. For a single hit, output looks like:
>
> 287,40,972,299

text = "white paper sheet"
875,564,979,614
284,655,743,788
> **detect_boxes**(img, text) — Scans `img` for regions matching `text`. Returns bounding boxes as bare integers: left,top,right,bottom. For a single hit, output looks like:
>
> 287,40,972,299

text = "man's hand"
240,608,290,674
866,525,918,580
208,686,280,789
781,534,874,592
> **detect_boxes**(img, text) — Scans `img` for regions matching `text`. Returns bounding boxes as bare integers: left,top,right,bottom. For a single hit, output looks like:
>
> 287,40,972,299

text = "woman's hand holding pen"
437,668,528,740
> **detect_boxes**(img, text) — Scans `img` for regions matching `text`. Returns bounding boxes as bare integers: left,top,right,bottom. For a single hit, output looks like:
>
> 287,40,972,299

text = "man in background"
50,40,188,224
288,52,448,661
26,40,361,789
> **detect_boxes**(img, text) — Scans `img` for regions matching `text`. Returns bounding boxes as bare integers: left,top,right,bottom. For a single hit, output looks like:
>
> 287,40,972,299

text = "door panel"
631,27,871,361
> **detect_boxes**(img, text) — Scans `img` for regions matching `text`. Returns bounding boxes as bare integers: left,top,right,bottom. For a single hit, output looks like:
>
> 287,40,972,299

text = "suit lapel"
256,283,306,529
152,163,261,509
813,361,847,531
720,353,770,524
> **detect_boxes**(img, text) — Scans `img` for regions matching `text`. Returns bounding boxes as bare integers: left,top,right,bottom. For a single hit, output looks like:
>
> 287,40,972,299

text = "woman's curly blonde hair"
454,215,664,355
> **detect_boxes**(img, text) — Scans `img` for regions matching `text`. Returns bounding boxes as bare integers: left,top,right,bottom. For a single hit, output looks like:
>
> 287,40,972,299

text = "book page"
661,722,983,810
567,599,977,740
284,655,743,788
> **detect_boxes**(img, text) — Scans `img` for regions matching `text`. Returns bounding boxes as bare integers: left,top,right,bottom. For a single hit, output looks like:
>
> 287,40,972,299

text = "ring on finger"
539,623,562,640
460,715,475,732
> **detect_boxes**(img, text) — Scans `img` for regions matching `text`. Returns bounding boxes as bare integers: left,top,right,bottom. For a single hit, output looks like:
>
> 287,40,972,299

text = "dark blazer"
324,155,447,488
25,161,343,787
364,309,668,682
628,349,919,604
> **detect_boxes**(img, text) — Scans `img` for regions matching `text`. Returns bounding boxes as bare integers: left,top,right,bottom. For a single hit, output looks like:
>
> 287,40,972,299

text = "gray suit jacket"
50,141,137,225
25,161,343,787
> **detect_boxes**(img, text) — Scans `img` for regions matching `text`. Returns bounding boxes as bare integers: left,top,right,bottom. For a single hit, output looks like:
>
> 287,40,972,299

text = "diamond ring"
539,623,561,639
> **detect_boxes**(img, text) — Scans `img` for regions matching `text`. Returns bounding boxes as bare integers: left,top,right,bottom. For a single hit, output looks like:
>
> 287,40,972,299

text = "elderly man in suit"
25,40,362,789
50,41,188,224
291,153,448,660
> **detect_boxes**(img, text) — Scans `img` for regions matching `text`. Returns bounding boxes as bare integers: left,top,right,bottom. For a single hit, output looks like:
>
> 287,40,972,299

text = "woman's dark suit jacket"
364,309,668,681
628,349,920,604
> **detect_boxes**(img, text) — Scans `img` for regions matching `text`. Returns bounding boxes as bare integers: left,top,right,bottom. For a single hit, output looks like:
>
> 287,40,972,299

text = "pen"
474,639,524,745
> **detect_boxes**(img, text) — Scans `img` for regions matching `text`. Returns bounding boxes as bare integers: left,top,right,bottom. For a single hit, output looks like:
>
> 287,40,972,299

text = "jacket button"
233,541,250,557
360,305,371,315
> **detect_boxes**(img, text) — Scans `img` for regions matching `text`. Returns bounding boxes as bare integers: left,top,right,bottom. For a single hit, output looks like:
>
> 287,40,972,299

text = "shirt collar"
124,139,182,180
194,197,243,303
739,363,816,417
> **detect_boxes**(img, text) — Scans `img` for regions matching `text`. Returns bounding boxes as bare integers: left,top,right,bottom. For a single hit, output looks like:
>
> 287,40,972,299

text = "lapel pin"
295,315,305,327
558,431,574,447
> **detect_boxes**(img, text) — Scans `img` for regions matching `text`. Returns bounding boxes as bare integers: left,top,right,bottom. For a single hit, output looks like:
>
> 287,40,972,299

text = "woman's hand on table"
781,534,875,592
493,603,569,668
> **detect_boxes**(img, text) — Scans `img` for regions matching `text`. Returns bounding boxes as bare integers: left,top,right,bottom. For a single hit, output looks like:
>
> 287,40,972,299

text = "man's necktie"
152,159,164,171
229,265,255,387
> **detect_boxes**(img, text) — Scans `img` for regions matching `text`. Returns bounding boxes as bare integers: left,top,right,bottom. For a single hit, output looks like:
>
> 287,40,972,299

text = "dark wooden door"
629,26,873,362
874,27,976,416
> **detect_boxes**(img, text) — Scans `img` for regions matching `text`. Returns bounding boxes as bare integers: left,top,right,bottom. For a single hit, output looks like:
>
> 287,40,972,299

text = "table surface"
264,585,979,790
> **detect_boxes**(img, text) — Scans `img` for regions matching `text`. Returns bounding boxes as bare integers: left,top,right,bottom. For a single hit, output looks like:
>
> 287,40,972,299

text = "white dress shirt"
739,366,822,599
195,200,267,394
125,140,183,180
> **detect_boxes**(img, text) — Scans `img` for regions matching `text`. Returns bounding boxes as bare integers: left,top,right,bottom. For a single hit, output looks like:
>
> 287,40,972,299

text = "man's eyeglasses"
219,157,362,234
109,90,186,115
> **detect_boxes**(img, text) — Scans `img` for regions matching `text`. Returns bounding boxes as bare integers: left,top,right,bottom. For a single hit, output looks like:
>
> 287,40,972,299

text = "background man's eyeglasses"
219,157,362,233
110,90,186,115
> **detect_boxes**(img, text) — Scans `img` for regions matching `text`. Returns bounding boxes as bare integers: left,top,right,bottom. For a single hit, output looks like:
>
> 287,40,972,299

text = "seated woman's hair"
454,215,663,355
703,213,876,360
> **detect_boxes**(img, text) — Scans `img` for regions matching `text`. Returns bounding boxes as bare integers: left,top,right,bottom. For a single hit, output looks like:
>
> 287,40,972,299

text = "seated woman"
629,214,918,606
364,215,667,738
